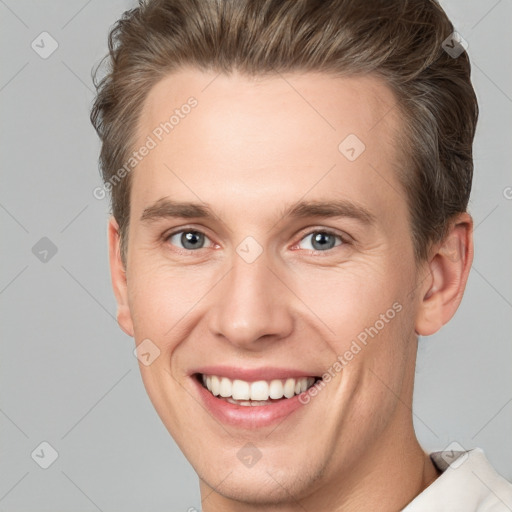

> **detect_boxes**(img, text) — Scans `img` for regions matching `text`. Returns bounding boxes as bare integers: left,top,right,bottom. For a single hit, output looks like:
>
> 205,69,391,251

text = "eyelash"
291,229,346,253
162,226,349,255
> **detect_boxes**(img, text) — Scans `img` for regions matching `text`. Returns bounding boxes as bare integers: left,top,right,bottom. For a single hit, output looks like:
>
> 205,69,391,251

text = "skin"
108,68,473,511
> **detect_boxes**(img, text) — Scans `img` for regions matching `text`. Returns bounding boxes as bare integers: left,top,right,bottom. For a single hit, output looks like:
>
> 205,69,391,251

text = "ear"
415,213,473,336
108,216,134,337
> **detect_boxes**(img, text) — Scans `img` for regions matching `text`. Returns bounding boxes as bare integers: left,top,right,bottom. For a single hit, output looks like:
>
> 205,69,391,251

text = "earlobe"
108,216,134,337
415,213,473,337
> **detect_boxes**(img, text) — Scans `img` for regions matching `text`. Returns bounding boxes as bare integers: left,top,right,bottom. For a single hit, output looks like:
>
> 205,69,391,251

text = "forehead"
131,68,405,224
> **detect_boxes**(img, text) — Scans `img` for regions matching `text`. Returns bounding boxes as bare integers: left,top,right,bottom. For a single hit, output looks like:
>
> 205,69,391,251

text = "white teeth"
219,377,231,397
201,374,318,403
250,380,270,401
284,378,295,398
232,379,250,400
226,398,270,407
269,379,284,399
211,375,220,396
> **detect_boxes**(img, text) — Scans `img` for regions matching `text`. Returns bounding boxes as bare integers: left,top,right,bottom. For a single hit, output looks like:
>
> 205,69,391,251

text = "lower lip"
193,376,310,428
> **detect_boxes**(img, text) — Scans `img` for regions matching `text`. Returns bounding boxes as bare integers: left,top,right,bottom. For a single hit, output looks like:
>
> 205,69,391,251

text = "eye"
297,230,343,251
166,230,213,251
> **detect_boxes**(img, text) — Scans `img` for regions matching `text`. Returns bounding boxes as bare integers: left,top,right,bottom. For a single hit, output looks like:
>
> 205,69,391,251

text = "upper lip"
192,366,321,382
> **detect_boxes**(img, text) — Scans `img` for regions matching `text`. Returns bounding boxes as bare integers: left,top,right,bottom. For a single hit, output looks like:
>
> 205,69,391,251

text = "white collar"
402,448,512,511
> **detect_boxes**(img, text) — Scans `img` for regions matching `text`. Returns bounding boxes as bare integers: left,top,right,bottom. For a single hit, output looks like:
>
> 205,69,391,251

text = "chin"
200,470,305,507
196,453,325,508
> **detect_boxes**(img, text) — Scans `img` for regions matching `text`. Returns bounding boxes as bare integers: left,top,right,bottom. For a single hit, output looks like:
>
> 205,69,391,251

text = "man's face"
116,69,425,503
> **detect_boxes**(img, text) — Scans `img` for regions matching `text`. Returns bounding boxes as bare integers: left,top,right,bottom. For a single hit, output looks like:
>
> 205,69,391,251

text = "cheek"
291,263,409,348
127,261,211,343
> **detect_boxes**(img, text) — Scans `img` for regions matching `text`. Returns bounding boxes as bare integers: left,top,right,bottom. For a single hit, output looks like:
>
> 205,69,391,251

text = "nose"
207,251,294,350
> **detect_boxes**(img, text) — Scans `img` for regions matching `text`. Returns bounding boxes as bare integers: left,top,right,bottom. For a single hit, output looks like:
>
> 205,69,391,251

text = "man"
90,0,512,510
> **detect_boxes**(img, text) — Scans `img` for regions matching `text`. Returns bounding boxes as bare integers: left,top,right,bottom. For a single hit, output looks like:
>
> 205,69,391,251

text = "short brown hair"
90,0,478,264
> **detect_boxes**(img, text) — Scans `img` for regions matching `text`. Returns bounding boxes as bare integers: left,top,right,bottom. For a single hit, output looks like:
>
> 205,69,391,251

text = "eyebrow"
140,197,376,226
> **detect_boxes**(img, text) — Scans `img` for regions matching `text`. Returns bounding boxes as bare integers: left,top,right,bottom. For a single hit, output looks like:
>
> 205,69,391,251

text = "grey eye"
298,231,342,251
168,230,211,250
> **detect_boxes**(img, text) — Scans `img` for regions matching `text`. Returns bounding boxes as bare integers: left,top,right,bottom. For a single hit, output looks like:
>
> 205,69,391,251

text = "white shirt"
403,448,512,511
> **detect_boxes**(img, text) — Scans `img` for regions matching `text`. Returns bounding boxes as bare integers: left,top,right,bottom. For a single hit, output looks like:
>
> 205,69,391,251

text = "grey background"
0,0,511,510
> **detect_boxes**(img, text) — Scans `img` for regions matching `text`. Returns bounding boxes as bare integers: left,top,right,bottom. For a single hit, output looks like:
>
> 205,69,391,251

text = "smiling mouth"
196,373,322,406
